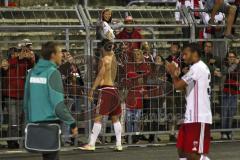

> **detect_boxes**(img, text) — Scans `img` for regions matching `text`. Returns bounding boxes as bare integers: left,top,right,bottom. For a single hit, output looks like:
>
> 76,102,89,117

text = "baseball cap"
18,39,32,48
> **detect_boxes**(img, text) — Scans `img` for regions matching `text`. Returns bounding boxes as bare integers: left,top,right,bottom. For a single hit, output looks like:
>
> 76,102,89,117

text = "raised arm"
166,62,187,90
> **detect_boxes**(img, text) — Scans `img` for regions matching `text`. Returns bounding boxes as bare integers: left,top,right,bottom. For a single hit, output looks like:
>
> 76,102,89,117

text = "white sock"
179,158,187,160
200,155,210,160
113,121,122,146
89,123,102,146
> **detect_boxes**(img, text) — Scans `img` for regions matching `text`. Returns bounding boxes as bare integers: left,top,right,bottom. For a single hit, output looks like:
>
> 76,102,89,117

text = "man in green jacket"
24,41,78,160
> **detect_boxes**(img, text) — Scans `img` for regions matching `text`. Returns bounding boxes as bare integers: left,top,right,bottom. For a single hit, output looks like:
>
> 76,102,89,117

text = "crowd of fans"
96,4,240,143
0,1,240,149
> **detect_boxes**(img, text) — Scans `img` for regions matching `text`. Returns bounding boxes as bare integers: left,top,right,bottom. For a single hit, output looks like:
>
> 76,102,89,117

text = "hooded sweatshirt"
23,59,76,128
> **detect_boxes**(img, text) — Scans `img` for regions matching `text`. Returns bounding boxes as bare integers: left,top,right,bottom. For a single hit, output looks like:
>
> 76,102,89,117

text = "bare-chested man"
79,39,122,151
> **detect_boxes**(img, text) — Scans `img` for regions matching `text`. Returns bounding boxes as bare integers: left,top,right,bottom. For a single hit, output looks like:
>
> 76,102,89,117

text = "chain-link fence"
87,39,240,145
0,5,240,149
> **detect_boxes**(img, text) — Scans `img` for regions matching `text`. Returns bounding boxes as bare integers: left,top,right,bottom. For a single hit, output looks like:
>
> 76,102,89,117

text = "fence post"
87,40,92,137
77,4,92,138
182,6,195,42
190,23,196,42
65,28,70,51
84,0,88,8
0,60,2,126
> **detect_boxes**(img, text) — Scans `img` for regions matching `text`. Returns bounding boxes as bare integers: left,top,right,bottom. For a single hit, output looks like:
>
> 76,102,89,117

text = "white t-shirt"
182,60,212,124
102,21,115,40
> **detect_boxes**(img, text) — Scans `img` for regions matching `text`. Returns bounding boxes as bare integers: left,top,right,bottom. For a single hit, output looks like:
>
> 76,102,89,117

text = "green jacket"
23,59,76,128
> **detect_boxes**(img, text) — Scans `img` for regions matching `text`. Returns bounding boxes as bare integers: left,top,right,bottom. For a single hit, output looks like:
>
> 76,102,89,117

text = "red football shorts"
176,123,211,154
95,85,122,116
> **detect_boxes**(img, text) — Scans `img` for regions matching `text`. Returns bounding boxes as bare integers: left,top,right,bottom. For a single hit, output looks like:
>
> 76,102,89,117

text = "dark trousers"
42,152,59,160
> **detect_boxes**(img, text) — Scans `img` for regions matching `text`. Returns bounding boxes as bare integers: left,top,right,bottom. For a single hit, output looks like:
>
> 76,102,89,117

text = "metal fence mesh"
0,5,240,148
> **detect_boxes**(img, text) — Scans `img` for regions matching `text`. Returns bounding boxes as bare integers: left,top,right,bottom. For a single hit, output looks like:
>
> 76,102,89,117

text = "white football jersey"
182,60,212,124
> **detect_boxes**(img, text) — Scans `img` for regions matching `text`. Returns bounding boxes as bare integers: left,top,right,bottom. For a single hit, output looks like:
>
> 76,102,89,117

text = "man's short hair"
41,42,60,60
183,43,202,57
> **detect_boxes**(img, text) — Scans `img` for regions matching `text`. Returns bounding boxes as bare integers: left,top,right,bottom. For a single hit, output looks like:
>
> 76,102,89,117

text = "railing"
88,39,240,143
0,5,240,149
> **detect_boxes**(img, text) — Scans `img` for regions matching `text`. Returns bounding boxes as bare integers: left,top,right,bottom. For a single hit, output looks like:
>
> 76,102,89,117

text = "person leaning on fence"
205,0,237,39
2,46,35,149
220,51,240,140
23,42,78,160
95,8,120,71
96,8,116,42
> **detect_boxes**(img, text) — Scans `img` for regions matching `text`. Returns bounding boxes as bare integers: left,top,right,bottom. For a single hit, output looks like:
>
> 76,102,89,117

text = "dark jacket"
3,57,34,99
58,62,84,97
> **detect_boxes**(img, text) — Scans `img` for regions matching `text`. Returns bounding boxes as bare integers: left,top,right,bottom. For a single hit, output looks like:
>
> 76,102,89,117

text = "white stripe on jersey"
198,123,205,153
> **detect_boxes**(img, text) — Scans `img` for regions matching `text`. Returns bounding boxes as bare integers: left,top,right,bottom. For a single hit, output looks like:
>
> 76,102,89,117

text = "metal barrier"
88,39,240,144
0,4,240,148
